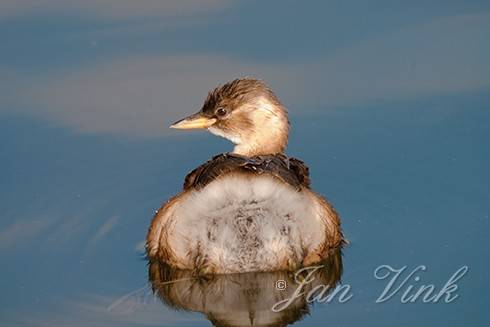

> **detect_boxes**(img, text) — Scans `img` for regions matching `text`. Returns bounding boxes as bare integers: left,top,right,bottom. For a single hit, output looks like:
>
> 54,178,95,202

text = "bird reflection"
148,248,343,327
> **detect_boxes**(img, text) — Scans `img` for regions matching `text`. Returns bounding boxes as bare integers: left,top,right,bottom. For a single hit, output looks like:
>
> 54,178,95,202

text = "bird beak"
170,112,217,130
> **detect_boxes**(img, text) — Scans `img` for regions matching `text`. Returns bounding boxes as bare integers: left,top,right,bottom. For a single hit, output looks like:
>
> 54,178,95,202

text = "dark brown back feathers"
183,153,310,191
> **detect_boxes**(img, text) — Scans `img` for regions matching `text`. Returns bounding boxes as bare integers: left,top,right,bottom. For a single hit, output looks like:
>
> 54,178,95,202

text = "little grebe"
146,78,344,274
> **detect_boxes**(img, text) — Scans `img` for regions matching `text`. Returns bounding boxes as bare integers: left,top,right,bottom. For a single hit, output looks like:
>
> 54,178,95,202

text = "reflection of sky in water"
1,1,489,326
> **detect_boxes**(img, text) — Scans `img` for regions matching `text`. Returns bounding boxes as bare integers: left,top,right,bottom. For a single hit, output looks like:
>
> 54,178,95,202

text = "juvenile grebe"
146,78,343,274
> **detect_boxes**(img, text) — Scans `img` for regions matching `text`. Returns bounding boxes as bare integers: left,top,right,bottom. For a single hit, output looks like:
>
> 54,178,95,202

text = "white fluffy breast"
158,174,328,273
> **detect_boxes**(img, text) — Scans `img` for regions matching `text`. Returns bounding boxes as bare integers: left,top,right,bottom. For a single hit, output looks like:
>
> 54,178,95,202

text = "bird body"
146,78,343,273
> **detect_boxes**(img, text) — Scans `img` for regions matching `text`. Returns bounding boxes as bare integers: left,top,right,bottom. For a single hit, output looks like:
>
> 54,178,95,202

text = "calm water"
1,1,489,326
2,97,489,326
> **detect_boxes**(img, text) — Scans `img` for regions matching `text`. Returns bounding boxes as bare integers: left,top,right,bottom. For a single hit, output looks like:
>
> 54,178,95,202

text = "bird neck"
233,138,286,156
232,109,289,156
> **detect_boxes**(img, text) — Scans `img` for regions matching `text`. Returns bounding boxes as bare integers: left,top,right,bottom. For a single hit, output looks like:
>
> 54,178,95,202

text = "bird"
146,78,344,274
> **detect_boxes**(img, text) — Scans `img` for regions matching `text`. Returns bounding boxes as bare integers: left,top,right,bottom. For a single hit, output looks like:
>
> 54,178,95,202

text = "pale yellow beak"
170,112,217,130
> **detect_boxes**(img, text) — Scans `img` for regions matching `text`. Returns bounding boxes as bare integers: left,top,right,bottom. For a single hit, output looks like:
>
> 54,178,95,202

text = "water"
1,2,489,326
2,93,488,325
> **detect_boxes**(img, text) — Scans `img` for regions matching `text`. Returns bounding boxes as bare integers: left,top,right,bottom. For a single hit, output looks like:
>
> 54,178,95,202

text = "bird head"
171,78,289,156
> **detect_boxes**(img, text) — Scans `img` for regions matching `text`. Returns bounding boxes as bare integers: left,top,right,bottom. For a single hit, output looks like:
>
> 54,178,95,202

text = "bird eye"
216,108,227,117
